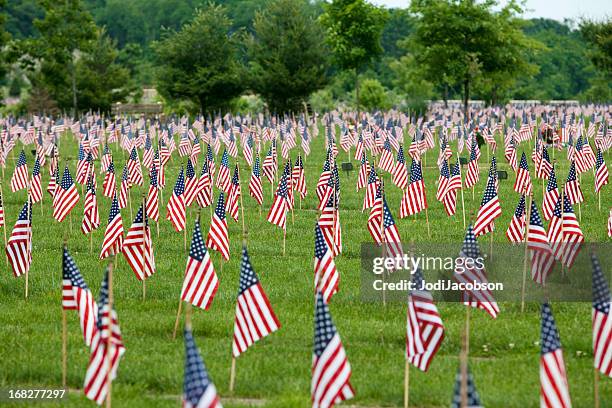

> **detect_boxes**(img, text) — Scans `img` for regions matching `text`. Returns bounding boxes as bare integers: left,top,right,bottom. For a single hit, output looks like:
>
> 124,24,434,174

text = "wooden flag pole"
457,152,466,230
62,237,68,387
142,195,147,301
238,164,246,235
89,232,93,254
62,308,67,388
0,182,7,265
380,177,386,307
25,193,31,300
128,188,133,221
105,260,114,408
282,228,286,257
172,300,183,341
460,306,471,408
229,356,237,393
521,194,534,313
594,368,600,408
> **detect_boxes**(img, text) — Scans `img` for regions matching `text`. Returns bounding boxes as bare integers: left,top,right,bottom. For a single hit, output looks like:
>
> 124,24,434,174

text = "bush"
359,78,390,111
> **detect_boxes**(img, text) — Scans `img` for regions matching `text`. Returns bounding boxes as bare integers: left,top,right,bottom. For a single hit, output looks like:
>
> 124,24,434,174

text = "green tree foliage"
153,3,246,113
320,0,387,112
0,0,11,96
248,0,328,112
579,18,611,102
359,78,390,111
409,0,539,114
24,0,97,113
5,0,42,39
512,19,593,101
76,29,132,112
390,54,433,114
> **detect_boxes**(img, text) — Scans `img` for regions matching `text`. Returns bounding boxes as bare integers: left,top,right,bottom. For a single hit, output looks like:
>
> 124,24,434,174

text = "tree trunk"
463,78,470,122
355,68,360,122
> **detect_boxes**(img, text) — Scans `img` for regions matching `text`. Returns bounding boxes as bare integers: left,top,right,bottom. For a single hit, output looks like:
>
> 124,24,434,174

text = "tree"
0,0,11,99
153,3,246,113
359,78,390,111
76,28,132,111
319,0,387,114
579,18,612,102
409,0,537,115
248,0,328,112
390,53,433,114
27,0,97,113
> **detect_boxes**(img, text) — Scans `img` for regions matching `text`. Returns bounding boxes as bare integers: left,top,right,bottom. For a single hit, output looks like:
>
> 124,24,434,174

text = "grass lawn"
0,125,610,407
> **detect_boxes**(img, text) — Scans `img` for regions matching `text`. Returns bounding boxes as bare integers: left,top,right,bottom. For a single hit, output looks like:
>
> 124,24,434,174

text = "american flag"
99,194,124,259
443,159,461,216
191,136,201,165
10,150,29,192
232,246,280,357
537,145,553,179
123,205,156,281
382,197,404,260
454,226,500,318
127,147,143,186
248,156,264,206
167,167,186,232
0,192,4,227
312,292,353,408
548,196,583,269
84,269,126,405
81,175,100,235
392,145,408,189
314,223,339,302
262,144,276,183
564,161,584,204
184,158,198,207
473,173,501,237
53,165,80,222
62,247,97,347
76,144,88,184
400,159,427,218
356,153,369,191
178,134,192,157
362,166,379,211
181,220,219,310
102,161,116,198
504,136,518,172
406,268,445,371
465,140,480,188
226,165,241,222
206,144,215,182
436,160,450,202
318,192,342,257
182,328,222,408
540,302,572,408
378,138,395,173
146,164,160,222
354,133,364,161
292,155,307,199
206,193,230,261
6,200,32,277
543,165,560,221
514,152,533,195
316,155,332,202
142,136,154,170
30,156,43,204
243,134,253,167
591,254,611,377
450,366,482,408
47,165,59,198
367,184,383,244
197,161,213,208
528,201,555,284
118,164,130,209
267,173,289,231
595,148,609,193
506,194,526,243
216,149,231,192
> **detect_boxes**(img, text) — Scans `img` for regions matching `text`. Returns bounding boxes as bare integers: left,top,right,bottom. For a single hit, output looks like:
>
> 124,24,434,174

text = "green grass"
0,128,610,407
